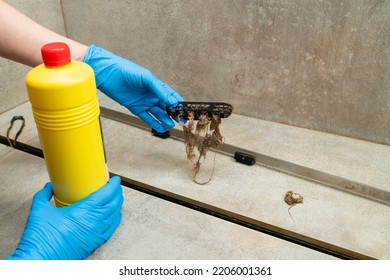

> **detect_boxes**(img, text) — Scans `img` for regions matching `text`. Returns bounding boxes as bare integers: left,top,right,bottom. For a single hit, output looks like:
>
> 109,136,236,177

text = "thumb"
33,182,54,204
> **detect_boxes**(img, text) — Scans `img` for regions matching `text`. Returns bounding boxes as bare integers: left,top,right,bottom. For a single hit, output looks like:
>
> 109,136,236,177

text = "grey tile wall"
2,0,389,144
0,0,66,114
61,0,390,145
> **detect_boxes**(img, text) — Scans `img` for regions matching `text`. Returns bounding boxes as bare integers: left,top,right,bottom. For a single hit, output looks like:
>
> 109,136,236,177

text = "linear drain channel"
100,107,390,206
0,135,375,259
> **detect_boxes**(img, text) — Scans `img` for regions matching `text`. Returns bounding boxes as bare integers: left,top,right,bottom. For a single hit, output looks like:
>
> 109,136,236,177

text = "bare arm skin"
0,0,88,67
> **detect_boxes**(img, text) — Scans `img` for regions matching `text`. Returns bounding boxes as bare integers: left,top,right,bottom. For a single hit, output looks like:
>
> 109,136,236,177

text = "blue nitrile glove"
4,176,123,260
83,45,184,133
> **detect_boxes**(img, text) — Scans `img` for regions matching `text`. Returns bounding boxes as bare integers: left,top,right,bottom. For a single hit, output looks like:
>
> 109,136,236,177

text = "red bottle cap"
41,42,71,67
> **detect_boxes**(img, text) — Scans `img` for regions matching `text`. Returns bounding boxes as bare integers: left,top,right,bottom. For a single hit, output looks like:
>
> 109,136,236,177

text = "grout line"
0,100,30,116
59,0,69,37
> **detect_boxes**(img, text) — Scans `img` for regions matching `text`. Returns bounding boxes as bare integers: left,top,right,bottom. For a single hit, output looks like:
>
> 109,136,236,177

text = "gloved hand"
83,45,184,133
5,176,123,260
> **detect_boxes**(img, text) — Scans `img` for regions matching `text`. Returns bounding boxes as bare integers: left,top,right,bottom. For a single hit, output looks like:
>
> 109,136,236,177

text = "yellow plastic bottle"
26,42,108,207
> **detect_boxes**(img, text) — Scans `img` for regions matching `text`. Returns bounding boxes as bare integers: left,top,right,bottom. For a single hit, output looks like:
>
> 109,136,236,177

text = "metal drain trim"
100,107,390,206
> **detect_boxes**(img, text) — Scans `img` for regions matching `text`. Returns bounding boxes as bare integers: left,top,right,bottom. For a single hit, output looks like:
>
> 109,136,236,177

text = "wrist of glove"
83,45,184,133
5,176,123,260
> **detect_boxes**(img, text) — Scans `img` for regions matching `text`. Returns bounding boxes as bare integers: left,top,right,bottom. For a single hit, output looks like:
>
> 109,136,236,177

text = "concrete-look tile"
0,145,11,158
100,117,390,259
0,149,49,258
220,113,390,191
0,148,333,260
61,0,390,144
0,101,38,145
88,186,335,260
0,61,30,115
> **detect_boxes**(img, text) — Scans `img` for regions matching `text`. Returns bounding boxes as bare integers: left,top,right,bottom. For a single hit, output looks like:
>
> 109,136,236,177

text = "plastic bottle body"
26,57,108,207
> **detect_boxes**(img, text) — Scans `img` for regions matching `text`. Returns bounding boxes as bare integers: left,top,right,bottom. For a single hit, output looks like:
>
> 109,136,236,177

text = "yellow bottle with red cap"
26,42,108,207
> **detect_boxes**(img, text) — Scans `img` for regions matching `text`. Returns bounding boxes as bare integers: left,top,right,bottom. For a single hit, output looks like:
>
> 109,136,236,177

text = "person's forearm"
0,0,88,67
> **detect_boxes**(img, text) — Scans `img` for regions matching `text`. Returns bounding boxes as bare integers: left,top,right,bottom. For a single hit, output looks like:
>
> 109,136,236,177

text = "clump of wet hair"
181,112,224,185
284,190,304,223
